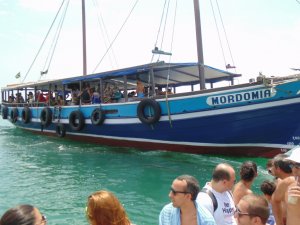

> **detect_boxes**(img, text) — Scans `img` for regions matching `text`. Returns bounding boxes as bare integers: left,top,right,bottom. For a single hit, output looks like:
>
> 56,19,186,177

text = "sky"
0,0,300,90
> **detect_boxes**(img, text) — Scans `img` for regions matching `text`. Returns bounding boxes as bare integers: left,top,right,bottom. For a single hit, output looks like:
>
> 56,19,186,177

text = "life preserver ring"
69,110,85,131
21,107,31,124
91,109,105,125
10,108,19,123
2,105,8,119
56,123,66,137
137,99,161,124
40,107,52,127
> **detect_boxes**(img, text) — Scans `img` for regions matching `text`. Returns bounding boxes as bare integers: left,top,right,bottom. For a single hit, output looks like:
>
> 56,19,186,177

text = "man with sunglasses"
285,147,300,225
235,194,269,225
271,154,295,225
159,174,216,225
197,163,236,225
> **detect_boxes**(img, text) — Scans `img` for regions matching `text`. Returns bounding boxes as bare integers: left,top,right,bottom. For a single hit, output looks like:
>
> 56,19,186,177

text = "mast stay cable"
40,0,70,80
22,0,67,83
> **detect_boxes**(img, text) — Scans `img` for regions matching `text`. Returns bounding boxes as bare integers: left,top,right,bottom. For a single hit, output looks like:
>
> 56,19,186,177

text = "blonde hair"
86,190,131,225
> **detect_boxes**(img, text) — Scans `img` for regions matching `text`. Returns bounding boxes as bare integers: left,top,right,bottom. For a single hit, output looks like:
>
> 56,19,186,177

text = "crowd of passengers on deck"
2,79,175,107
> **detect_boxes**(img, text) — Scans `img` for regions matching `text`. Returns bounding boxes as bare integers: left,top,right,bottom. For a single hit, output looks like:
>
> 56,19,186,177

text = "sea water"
0,118,270,225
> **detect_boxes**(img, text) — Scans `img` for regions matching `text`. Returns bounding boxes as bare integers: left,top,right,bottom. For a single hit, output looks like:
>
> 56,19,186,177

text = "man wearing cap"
285,147,300,225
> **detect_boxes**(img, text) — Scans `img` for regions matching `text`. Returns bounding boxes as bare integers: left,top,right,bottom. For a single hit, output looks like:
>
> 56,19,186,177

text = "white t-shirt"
196,182,236,225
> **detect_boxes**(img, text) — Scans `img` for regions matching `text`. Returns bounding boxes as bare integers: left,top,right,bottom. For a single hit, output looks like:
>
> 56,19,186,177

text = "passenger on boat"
8,95,14,103
91,87,101,104
159,174,216,225
0,204,47,225
136,79,144,98
103,84,114,103
235,194,270,225
284,147,300,225
79,84,91,104
14,93,24,103
27,92,34,104
260,180,276,225
271,154,294,225
36,91,46,102
233,161,258,205
71,89,80,105
86,190,134,225
196,163,237,225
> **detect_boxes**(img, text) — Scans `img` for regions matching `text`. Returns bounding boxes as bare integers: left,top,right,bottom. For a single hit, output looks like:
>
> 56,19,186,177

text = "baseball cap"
286,146,300,163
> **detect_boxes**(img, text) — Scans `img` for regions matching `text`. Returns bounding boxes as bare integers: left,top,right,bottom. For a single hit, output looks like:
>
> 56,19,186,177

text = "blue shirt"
159,201,216,225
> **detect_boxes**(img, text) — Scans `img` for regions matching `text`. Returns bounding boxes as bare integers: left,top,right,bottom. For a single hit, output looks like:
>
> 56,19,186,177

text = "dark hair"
240,161,257,182
176,175,200,201
273,154,292,174
212,164,232,182
0,205,35,225
242,194,270,224
260,180,276,196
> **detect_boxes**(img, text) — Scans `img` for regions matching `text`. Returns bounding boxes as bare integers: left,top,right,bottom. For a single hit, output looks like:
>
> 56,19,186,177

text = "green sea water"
0,118,271,225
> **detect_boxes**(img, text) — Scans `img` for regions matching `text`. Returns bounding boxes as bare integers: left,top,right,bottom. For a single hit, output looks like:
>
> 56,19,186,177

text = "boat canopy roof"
1,62,241,91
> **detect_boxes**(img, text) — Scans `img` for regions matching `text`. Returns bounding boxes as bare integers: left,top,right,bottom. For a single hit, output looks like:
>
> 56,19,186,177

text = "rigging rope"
22,0,67,83
92,0,140,73
215,0,236,71
92,0,118,69
40,0,70,80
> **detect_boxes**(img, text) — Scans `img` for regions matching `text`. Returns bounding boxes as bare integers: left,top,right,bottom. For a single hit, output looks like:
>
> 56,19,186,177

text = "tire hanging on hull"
10,108,18,123
40,107,52,127
91,108,105,125
56,123,66,137
137,99,161,124
21,107,31,124
1,105,8,119
69,110,85,131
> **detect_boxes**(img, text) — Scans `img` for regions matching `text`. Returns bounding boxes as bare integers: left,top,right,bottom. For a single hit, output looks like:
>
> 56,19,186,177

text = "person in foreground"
0,204,46,225
86,190,133,225
233,161,258,205
235,194,269,225
284,147,300,225
197,163,236,225
159,174,216,225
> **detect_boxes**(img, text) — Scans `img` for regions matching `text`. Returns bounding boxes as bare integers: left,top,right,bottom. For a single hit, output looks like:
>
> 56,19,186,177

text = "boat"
1,1,300,157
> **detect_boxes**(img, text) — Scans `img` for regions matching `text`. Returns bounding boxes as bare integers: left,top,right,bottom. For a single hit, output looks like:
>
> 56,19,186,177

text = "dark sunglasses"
288,162,300,169
170,187,189,195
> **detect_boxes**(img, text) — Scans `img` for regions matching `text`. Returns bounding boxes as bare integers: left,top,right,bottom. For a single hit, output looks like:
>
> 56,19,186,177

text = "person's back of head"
86,190,131,225
237,194,269,225
212,163,232,182
176,175,200,201
273,154,292,174
0,204,45,225
260,180,276,197
240,161,257,182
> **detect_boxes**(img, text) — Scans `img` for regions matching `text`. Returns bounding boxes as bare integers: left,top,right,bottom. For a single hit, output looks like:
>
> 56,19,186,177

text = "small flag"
40,69,48,76
226,64,236,69
15,72,21,79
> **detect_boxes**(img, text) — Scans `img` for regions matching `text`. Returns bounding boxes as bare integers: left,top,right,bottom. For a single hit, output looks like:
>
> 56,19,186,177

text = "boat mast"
193,0,205,90
82,0,87,76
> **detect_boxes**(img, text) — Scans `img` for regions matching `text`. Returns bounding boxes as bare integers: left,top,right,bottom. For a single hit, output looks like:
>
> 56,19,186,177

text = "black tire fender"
56,123,66,137
91,108,105,125
69,110,85,131
10,107,19,123
137,99,161,124
21,107,31,124
2,105,8,119
40,107,52,127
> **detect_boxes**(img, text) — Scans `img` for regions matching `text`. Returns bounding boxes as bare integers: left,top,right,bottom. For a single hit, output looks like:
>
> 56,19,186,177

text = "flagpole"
82,0,87,76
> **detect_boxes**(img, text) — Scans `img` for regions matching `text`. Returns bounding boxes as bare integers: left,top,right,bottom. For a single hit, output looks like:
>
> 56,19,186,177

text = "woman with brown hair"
86,190,133,225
